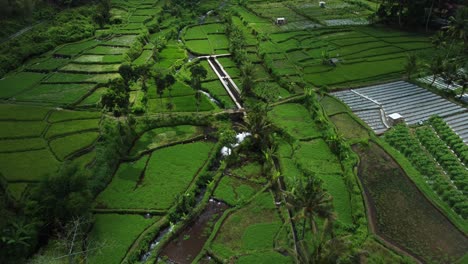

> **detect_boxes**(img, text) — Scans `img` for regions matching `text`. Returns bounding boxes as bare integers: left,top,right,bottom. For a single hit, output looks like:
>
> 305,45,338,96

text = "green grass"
129,125,203,155
60,63,120,73
45,119,100,139
214,176,260,206
15,83,96,104
73,54,124,63
318,174,353,225
304,57,405,87
49,131,100,161
253,82,291,102
0,121,46,139
0,72,46,98
329,113,369,140
48,109,101,122
7,182,29,200
269,104,321,139
84,46,128,55
0,148,60,181
54,39,101,56
202,80,227,96
155,44,186,70
105,35,139,46
184,23,224,40
44,72,121,84
185,39,213,55
320,95,348,115
278,139,342,177
78,87,107,106
211,192,284,259
147,81,195,98
27,58,70,71
147,94,214,113
242,222,282,250
198,61,218,81
95,142,214,210
236,252,292,264
87,214,156,264
0,104,50,120
0,138,47,152
133,50,153,65
260,26,433,88
73,150,96,170
230,162,265,183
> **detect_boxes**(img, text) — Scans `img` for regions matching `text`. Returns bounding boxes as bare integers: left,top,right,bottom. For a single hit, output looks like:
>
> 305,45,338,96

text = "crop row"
385,125,467,218
415,127,468,196
429,116,468,164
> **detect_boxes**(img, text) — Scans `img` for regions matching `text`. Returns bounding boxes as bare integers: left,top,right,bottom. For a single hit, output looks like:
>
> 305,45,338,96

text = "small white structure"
387,113,404,126
319,1,326,8
276,17,286,25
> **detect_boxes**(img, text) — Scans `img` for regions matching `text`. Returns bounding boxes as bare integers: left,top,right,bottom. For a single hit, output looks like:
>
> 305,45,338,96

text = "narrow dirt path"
0,21,45,44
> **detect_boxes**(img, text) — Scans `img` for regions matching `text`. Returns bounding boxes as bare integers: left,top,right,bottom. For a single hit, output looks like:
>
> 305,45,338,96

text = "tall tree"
165,74,176,113
190,65,208,112
240,63,255,97
100,79,129,116
446,7,468,47
456,68,467,99
135,64,151,92
155,74,167,110
284,175,335,239
291,219,350,264
404,53,418,80
119,63,136,86
237,104,273,153
426,55,444,87
440,60,458,91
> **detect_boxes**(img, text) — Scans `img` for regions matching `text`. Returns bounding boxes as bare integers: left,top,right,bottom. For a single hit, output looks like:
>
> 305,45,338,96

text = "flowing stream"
159,199,229,263
199,90,221,106
139,225,173,262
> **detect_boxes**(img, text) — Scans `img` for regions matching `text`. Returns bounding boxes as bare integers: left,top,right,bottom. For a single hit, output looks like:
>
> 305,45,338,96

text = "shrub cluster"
385,125,467,218
429,116,468,164
0,5,96,77
415,127,468,216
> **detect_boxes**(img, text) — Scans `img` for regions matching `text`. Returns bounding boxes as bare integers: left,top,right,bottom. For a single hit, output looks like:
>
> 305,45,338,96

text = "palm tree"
425,55,444,87
444,7,468,58
446,7,468,46
155,75,166,111
240,63,255,97
1,218,37,258
431,31,447,49
284,175,335,239
190,65,208,112
165,74,176,113
425,0,435,32
456,68,467,99
404,53,418,80
262,145,279,181
441,61,458,91
194,91,202,113
237,104,273,152
290,219,350,264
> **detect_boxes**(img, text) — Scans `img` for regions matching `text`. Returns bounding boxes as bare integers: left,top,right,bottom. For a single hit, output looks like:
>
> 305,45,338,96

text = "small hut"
276,17,286,25
387,113,404,126
319,1,326,8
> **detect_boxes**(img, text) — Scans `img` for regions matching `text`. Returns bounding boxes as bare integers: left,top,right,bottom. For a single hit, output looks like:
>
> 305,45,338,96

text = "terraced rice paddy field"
0,104,100,199
1,0,467,263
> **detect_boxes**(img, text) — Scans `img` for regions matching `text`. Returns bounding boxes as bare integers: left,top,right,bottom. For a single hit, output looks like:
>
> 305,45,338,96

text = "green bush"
0,6,97,77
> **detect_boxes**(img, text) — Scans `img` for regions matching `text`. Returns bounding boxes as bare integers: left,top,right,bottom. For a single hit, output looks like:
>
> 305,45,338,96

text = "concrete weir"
198,54,244,111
